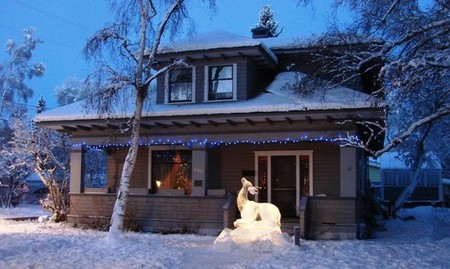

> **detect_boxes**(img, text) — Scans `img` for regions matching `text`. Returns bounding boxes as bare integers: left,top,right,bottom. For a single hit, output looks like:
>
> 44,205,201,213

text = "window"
168,68,193,103
84,147,108,188
151,150,192,195
207,65,235,100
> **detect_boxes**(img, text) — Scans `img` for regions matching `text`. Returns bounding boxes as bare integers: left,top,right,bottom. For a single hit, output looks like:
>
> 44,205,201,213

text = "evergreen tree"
36,96,46,114
253,5,283,37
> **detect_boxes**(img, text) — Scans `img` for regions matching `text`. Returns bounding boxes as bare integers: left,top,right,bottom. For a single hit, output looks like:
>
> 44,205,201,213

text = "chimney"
251,26,272,38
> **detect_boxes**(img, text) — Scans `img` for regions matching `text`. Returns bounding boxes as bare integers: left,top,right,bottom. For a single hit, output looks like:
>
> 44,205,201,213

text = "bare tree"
84,0,214,238
297,1,449,211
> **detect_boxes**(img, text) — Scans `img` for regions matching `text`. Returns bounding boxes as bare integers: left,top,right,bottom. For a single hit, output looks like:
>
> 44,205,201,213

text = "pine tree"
253,5,283,37
36,96,46,114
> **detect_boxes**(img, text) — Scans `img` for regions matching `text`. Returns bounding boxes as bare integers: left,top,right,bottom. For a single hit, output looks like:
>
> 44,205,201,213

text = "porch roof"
34,72,382,132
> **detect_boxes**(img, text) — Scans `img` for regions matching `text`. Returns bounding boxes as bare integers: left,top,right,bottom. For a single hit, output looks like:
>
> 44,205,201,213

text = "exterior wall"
156,58,258,105
69,193,235,235
340,147,357,197
106,147,148,191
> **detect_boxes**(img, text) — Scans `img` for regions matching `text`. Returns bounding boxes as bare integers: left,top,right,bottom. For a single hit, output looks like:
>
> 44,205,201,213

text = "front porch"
69,193,236,235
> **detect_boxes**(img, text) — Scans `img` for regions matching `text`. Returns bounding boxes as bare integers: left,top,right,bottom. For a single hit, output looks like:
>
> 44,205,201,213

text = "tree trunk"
394,154,424,212
108,89,145,238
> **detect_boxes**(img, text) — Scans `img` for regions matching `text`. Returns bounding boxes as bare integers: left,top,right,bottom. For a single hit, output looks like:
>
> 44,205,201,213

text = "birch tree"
84,0,214,238
298,0,449,210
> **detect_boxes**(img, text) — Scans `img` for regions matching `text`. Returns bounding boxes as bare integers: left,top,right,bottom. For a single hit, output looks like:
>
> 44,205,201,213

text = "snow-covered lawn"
1,204,449,269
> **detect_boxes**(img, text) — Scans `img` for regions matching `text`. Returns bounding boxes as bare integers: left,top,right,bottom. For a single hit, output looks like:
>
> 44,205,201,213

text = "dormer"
154,31,278,105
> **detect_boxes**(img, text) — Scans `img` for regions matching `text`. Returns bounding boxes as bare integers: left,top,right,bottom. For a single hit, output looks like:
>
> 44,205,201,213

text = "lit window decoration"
71,134,358,150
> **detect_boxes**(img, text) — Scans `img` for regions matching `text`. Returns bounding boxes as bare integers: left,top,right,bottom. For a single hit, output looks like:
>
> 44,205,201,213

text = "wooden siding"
107,147,148,190
210,142,341,196
312,143,340,196
69,193,235,235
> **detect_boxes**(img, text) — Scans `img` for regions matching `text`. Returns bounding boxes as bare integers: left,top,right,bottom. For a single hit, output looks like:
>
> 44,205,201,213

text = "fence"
381,169,442,202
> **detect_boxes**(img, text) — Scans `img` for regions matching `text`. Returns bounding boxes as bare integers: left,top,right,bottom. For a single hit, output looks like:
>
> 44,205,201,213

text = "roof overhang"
155,45,278,71
37,108,383,133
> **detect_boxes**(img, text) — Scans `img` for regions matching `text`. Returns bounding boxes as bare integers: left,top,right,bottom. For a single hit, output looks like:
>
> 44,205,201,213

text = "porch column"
69,145,84,193
191,145,207,196
340,147,357,197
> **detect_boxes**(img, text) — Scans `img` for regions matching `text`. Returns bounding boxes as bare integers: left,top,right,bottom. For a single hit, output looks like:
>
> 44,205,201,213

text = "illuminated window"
151,150,192,195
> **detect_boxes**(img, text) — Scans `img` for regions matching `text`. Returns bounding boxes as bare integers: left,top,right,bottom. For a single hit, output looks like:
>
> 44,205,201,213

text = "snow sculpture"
214,177,290,252
234,177,281,231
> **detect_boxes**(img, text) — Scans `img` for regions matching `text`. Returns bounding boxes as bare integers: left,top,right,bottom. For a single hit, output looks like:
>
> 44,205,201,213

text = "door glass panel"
257,156,268,202
271,156,296,218
300,155,310,197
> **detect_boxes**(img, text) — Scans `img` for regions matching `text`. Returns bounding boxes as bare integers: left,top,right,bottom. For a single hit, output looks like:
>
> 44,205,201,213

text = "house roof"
34,72,380,130
156,31,278,69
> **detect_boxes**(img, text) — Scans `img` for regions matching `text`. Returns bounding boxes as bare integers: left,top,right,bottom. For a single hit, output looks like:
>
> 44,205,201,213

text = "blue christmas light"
72,134,360,150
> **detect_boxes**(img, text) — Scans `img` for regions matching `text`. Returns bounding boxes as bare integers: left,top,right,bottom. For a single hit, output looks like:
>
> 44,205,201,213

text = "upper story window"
167,68,194,103
206,64,237,101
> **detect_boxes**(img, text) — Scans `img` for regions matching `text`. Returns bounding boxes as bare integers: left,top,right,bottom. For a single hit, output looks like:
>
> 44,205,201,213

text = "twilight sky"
0,0,351,113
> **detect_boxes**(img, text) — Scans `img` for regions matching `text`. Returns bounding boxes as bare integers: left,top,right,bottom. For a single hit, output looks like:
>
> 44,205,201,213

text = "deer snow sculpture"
234,177,281,231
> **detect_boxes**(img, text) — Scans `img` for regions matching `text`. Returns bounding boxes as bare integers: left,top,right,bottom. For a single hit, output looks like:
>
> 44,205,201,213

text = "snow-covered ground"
1,204,449,269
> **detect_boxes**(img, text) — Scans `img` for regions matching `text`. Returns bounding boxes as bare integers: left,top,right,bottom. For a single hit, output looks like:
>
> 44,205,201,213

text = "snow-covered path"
0,205,449,268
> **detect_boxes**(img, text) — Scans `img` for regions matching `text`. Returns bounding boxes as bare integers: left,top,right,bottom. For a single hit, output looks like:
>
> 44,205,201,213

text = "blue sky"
0,0,350,113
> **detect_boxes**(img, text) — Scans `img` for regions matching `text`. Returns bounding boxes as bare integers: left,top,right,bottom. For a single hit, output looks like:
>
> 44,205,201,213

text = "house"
34,31,383,239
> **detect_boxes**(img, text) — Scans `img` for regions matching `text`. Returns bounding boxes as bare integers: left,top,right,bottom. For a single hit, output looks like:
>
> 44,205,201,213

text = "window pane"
84,148,108,188
258,156,268,203
208,65,233,100
170,83,192,102
210,66,232,80
152,150,192,195
170,69,192,83
169,68,192,102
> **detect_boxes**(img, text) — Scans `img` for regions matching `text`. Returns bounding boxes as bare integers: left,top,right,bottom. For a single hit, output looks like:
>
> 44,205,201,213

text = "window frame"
148,147,193,196
165,66,196,104
204,63,237,102
82,146,109,192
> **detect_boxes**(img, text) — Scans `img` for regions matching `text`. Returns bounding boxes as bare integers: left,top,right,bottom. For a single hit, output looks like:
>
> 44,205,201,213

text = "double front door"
255,151,312,218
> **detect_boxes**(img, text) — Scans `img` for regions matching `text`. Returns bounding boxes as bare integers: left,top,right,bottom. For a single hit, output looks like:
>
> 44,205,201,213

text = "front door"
255,150,313,218
271,156,297,218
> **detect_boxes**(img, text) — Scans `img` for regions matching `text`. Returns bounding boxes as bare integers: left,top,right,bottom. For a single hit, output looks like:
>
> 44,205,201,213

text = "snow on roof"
158,30,278,64
35,72,377,123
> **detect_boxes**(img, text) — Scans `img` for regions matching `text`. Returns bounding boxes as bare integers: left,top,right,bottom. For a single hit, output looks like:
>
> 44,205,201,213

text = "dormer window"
167,67,194,103
206,64,237,101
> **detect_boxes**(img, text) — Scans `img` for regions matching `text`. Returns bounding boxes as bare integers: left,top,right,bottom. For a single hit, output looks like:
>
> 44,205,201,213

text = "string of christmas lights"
72,134,358,150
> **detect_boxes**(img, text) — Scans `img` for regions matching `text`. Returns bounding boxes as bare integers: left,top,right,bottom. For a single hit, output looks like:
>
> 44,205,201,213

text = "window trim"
164,66,196,104
204,63,237,102
148,146,193,195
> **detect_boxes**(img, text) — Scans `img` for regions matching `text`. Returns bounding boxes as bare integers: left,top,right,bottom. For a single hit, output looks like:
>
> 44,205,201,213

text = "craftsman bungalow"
35,31,383,239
